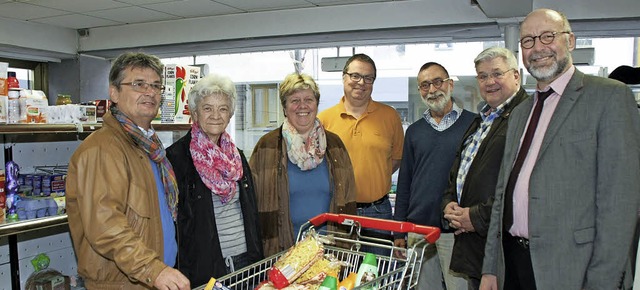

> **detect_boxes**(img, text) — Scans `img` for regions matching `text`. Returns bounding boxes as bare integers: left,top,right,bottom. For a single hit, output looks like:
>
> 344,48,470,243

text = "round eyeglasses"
520,31,571,49
418,78,451,91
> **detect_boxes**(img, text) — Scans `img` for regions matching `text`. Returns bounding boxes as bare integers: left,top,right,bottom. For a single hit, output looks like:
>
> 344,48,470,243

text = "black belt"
357,194,389,208
505,233,529,249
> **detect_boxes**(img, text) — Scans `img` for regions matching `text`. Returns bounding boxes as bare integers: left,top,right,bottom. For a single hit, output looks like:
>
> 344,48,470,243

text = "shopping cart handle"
309,213,440,244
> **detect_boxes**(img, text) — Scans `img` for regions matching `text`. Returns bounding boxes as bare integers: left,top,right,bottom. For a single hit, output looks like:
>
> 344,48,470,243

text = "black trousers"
502,233,537,290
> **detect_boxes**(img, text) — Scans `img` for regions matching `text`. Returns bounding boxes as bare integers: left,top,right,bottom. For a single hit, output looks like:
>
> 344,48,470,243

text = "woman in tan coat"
250,73,357,256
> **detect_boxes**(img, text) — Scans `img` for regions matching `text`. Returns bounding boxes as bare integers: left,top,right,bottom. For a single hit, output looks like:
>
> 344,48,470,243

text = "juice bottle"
6,72,19,90
338,272,357,290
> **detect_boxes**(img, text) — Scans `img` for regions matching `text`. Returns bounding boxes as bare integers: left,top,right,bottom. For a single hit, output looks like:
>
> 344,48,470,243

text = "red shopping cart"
196,213,440,289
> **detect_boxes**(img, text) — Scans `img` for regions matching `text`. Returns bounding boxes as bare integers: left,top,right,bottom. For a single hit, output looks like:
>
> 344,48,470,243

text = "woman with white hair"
167,74,263,286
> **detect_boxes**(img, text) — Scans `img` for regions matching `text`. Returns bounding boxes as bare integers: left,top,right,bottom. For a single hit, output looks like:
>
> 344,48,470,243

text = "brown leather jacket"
249,126,357,257
66,111,169,289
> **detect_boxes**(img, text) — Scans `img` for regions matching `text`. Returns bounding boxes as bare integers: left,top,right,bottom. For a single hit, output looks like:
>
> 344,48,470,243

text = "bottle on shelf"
6,72,19,90
7,90,20,124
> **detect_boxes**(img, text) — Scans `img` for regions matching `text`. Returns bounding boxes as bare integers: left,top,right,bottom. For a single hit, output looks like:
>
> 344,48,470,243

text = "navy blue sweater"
393,110,475,236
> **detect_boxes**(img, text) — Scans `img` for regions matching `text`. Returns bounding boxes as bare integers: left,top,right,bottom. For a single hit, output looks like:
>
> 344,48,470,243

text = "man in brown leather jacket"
66,52,190,289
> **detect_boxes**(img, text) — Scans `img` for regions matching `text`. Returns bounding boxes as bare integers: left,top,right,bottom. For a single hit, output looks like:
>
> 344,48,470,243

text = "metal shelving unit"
0,122,190,290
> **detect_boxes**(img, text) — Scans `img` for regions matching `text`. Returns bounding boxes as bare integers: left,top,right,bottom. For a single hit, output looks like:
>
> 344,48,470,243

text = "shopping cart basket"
195,213,440,289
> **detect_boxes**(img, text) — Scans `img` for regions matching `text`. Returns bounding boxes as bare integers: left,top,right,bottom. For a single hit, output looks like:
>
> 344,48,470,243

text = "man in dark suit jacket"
442,47,528,290
481,8,640,290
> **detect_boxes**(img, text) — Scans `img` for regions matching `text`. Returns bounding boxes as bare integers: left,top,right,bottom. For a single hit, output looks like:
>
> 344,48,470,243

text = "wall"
48,55,110,104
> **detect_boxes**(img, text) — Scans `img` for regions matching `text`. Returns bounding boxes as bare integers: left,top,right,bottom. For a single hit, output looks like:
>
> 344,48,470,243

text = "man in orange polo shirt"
318,53,404,256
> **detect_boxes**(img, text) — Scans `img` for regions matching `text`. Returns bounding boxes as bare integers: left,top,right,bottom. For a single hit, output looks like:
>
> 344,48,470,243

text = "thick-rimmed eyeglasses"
344,72,375,84
476,69,515,83
120,81,166,94
418,78,451,91
520,31,571,49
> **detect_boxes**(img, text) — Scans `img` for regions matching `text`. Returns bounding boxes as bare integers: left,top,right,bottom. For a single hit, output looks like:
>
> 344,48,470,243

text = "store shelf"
0,123,190,135
0,215,68,238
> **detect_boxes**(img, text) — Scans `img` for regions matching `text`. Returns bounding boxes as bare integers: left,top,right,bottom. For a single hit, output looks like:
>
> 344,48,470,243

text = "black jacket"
167,131,263,286
441,88,529,279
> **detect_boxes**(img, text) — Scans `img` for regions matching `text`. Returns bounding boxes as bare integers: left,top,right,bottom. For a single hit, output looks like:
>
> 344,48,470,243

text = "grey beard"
528,55,569,83
425,92,451,114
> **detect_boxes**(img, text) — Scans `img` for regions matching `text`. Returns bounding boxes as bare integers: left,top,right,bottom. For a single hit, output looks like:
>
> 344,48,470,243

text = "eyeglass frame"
520,31,571,49
475,69,516,83
120,81,166,94
344,72,376,84
418,78,451,91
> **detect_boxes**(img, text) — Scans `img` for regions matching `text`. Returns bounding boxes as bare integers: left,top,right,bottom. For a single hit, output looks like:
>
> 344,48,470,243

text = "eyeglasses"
120,81,166,94
344,72,375,84
520,31,571,49
476,69,515,83
418,78,451,91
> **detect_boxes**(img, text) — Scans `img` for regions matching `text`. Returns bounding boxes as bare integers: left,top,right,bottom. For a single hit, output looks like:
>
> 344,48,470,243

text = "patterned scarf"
111,106,178,221
189,122,243,204
282,118,327,171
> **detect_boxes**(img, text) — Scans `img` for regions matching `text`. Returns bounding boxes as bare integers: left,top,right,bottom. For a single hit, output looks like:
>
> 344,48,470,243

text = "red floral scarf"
189,122,243,204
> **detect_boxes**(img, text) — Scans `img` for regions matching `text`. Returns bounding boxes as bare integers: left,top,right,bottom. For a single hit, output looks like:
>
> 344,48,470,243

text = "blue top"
149,159,178,267
393,110,475,234
288,159,331,236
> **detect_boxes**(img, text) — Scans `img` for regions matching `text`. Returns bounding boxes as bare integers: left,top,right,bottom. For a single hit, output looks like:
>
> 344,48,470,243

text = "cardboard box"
95,99,110,122
46,104,96,124
19,91,49,123
0,62,7,96
0,95,7,124
77,105,97,123
163,64,199,123
160,85,175,123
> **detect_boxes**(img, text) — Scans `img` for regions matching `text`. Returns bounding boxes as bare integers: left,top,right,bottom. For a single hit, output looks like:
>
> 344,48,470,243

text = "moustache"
529,51,556,63
426,92,445,100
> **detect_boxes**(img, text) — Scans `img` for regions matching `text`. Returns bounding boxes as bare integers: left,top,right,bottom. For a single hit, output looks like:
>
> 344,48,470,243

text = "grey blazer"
482,68,640,289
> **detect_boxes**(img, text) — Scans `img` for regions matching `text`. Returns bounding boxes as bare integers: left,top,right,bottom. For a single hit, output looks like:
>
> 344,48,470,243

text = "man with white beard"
480,8,640,290
394,62,474,290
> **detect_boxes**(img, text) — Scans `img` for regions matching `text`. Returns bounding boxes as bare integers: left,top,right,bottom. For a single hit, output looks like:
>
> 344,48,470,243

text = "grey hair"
109,52,163,89
474,47,518,71
188,73,237,117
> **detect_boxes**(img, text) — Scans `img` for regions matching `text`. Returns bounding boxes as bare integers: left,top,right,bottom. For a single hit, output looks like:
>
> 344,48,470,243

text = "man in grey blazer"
480,8,640,290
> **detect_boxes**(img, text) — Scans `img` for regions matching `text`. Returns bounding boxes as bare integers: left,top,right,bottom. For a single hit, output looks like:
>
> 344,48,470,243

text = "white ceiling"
0,0,400,29
0,0,639,61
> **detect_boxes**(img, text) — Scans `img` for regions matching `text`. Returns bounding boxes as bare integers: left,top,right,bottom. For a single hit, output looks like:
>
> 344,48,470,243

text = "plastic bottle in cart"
355,253,378,289
338,272,357,290
318,275,338,290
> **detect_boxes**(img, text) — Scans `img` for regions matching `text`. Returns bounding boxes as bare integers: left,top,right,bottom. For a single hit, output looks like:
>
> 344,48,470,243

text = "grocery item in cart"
354,253,378,289
337,272,356,290
203,277,230,290
318,275,337,290
256,281,310,289
211,213,441,290
268,232,324,288
294,253,343,286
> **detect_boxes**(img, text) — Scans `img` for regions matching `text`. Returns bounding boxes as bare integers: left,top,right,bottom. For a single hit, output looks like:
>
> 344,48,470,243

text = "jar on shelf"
56,94,72,105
